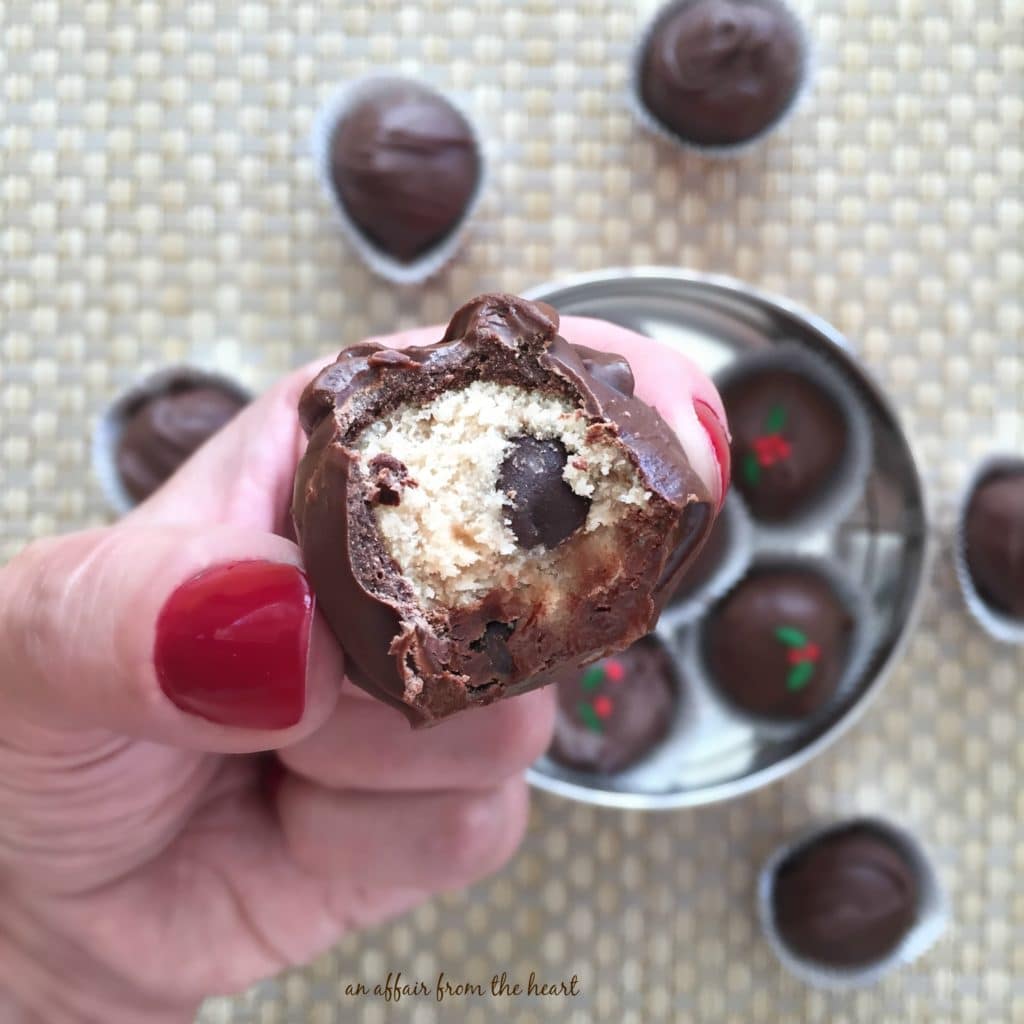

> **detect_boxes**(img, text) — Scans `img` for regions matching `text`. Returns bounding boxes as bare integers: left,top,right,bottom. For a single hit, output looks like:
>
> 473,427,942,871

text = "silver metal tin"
523,268,931,809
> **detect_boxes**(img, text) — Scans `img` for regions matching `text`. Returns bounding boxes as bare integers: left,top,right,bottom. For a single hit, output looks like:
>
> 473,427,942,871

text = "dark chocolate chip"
367,453,416,507
497,436,590,549
470,620,515,675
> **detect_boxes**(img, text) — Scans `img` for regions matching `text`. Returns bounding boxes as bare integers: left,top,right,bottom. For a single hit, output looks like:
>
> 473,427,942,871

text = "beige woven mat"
2,0,1022,1021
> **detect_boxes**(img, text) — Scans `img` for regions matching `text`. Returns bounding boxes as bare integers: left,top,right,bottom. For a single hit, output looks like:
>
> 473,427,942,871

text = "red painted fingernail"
155,561,313,729
694,399,732,508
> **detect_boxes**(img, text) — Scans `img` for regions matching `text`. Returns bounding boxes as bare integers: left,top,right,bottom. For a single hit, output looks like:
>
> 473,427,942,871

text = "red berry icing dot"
743,404,791,486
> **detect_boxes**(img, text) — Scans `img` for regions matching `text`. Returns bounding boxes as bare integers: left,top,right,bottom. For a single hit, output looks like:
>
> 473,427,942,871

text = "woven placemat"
2,1,1021,1021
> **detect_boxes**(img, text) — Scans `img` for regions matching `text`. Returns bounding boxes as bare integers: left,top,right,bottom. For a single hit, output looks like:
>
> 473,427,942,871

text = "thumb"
0,524,343,753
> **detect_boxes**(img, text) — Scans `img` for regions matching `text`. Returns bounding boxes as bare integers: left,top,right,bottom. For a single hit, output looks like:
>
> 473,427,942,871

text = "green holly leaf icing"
774,626,808,648
786,661,815,692
765,404,787,434
581,665,605,691
578,701,603,733
742,451,761,487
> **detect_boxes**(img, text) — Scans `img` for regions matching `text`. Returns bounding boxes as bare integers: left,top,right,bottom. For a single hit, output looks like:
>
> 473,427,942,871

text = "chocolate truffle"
328,81,481,263
293,294,716,723
772,825,920,967
638,0,804,147
116,382,247,503
963,464,1024,620
549,637,679,774
722,367,849,523
704,566,853,719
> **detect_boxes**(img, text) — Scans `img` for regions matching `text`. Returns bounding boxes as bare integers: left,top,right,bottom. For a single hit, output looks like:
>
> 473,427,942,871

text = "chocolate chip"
497,436,590,549
367,453,416,506
470,620,515,675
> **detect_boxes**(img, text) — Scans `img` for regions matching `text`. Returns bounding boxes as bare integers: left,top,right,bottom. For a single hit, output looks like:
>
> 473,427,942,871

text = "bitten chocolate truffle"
704,566,853,719
293,294,716,723
116,382,247,503
328,81,481,263
772,825,920,967
549,637,679,774
964,464,1024,620
638,0,804,147
722,367,849,523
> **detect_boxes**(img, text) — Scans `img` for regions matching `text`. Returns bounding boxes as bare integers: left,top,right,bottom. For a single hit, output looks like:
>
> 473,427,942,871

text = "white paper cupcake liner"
629,0,815,159
655,491,755,628
309,73,487,286
686,553,875,741
953,453,1024,645
714,343,873,542
757,815,948,990
92,366,254,517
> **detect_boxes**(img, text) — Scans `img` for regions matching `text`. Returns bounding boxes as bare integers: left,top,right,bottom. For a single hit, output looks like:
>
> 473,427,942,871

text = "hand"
0,318,728,1023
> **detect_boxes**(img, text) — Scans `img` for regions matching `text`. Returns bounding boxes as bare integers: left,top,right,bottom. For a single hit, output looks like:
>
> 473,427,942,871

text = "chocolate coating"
772,825,919,967
329,81,480,263
704,566,853,719
667,500,732,606
639,0,804,146
722,367,849,523
964,465,1024,619
293,294,716,723
116,383,247,503
549,637,679,774
498,436,591,549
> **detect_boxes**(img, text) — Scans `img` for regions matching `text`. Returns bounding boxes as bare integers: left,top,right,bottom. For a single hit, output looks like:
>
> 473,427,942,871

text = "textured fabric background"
1,1,1021,1021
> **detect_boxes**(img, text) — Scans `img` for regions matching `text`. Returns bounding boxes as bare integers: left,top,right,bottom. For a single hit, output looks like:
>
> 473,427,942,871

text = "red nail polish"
155,561,313,729
694,399,732,508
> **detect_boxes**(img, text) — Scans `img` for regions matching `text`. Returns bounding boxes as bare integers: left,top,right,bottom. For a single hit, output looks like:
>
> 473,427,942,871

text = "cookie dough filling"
354,381,651,606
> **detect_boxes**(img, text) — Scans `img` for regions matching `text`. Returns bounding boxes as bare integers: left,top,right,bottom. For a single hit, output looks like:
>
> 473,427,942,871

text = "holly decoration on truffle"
774,626,821,691
743,404,791,487
577,657,625,733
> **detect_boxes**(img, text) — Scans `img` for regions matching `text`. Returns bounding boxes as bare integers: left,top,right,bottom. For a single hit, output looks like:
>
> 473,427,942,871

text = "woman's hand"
0,319,728,1023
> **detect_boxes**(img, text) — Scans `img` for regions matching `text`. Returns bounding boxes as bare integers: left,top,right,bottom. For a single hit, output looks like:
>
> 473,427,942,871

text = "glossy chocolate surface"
964,465,1024,619
549,637,679,774
329,81,480,262
116,384,247,503
772,825,919,967
667,500,732,605
704,566,853,719
639,0,803,146
722,367,849,522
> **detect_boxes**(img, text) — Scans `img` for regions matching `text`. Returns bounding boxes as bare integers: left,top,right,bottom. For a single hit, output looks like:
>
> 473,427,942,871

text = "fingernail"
694,399,732,508
155,561,313,729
